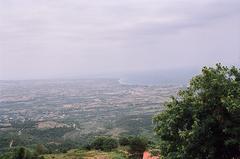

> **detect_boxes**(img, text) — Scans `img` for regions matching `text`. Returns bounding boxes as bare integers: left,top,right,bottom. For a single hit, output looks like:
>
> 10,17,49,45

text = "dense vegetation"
0,115,153,154
127,136,148,158
85,136,148,158
154,64,240,159
0,147,44,159
87,136,118,151
0,136,148,159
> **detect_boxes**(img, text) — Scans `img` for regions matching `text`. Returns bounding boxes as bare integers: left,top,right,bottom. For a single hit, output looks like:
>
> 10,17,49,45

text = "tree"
153,64,240,159
128,136,148,159
35,144,47,155
119,136,130,146
90,136,118,151
14,147,33,159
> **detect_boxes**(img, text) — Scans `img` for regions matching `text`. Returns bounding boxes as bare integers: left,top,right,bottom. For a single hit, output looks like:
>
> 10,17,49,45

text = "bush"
119,137,130,146
35,144,47,155
14,147,33,159
0,147,47,159
90,137,118,151
128,136,148,158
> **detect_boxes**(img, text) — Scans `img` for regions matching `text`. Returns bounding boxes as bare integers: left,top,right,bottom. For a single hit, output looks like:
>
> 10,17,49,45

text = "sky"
0,0,240,80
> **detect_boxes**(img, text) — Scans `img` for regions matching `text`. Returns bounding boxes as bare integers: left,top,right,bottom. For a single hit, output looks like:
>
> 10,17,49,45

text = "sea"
119,69,199,86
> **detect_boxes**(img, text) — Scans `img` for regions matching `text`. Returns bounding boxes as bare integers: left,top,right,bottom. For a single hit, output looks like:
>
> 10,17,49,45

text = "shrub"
119,137,130,146
90,136,118,151
128,136,148,158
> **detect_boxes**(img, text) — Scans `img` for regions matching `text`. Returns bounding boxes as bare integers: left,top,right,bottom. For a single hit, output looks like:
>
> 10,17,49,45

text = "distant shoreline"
118,78,186,87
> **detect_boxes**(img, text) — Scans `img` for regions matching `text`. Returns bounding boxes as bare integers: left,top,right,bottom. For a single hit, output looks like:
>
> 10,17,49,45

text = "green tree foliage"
0,147,45,159
119,136,130,146
0,152,14,159
153,64,240,159
14,147,33,159
35,144,47,155
90,136,118,151
128,136,148,159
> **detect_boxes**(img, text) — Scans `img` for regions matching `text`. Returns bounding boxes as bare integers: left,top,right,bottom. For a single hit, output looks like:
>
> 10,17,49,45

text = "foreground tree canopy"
154,64,240,159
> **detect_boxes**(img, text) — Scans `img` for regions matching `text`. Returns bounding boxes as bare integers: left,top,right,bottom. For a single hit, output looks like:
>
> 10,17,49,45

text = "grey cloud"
0,0,239,80
123,0,240,37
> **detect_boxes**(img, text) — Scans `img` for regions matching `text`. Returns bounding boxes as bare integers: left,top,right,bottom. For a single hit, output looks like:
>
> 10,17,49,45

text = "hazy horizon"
0,0,240,80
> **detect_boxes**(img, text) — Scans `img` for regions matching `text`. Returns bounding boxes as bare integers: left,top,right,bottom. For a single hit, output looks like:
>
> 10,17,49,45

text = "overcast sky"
0,0,240,80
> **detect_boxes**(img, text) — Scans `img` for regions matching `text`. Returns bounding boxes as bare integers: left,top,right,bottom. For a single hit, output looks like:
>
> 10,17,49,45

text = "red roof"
143,151,160,159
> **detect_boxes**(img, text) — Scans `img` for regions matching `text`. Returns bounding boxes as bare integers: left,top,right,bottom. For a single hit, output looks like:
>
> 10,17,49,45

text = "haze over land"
0,79,180,154
0,0,240,80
